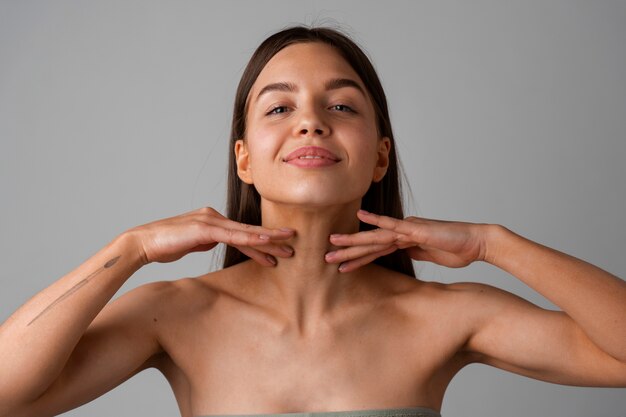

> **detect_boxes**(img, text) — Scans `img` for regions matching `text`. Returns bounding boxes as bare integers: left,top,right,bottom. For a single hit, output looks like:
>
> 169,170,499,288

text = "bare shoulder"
391,277,514,346
369,267,475,333
381,268,471,306
403,279,518,321
104,279,177,323
145,262,274,324
374,272,494,377
403,279,510,305
439,280,532,319
121,278,192,314
149,271,226,316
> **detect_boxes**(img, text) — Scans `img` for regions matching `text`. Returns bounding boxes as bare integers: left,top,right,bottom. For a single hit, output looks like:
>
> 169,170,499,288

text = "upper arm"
456,282,626,387
14,280,170,417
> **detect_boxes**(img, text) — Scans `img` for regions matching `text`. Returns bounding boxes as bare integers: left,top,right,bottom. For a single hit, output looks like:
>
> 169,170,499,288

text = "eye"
331,104,355,113
266,106,289,116
265,104,356,116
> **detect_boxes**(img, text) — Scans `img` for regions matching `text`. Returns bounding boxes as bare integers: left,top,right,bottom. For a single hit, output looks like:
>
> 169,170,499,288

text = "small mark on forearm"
27,255,122,327
104,255,121,268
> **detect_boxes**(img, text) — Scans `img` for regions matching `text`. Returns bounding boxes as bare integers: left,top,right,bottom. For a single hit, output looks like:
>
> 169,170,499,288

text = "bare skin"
146,210,626,416
3,40,625,417
8,205,622,417
149,261,473,416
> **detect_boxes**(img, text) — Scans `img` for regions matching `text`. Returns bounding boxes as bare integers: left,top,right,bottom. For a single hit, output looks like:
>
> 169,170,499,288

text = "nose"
293,106,330,138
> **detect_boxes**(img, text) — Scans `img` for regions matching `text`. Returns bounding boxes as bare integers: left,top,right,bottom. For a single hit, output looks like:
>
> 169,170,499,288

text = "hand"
325,209,493,273
124,207,295,267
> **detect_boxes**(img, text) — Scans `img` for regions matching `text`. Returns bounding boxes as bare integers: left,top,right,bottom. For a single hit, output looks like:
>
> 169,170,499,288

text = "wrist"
482,223,511,265
114,230,149,269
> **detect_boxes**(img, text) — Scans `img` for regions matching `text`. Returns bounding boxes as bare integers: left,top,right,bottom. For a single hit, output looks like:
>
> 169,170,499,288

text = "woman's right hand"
123,206,295,267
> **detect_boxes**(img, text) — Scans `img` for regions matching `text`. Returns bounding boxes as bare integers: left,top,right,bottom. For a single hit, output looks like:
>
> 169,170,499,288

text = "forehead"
249,42,367,100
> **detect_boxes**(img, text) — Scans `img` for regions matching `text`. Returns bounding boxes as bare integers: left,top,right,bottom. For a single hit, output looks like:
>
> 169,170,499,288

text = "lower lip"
285,158,340,168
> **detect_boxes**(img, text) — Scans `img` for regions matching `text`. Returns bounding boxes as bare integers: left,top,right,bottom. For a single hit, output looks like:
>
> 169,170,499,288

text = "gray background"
1,1,625,416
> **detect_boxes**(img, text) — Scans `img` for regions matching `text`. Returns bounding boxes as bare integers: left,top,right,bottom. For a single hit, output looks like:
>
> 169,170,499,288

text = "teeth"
299,156,324,159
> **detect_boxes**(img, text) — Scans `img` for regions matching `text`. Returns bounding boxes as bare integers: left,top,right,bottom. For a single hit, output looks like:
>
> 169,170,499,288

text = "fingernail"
280,227,295,232
281,246,293,254
358,209,369,215
325,251,337,259
330,234,343,239
259,234,270,240
338,262,347,272
265,254,277,265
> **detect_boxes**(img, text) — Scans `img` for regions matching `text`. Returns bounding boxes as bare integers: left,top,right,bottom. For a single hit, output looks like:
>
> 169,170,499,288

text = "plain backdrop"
1,1,625,416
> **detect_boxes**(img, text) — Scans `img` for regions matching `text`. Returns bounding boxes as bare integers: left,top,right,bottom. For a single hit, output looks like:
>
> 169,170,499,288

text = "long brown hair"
223,25,416,278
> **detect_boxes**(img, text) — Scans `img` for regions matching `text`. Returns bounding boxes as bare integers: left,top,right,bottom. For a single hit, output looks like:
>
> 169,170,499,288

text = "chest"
154,292,466,415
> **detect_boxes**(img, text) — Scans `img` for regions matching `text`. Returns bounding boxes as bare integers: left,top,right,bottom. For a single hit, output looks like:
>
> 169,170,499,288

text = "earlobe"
234,139,254,184
372,136,391,183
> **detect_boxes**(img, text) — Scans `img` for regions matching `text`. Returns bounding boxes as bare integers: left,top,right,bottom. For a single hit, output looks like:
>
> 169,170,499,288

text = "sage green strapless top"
196,406,441,417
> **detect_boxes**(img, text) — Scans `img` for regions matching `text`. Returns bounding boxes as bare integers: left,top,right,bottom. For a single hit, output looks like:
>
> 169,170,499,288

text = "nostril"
299,128,325,135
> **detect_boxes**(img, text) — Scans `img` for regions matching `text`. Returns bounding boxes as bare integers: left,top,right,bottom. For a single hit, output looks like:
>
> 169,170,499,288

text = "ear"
234,139,254,184
372,136,391,183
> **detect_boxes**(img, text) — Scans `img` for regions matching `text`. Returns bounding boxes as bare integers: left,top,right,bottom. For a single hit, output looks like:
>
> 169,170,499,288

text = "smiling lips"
283,146,341,168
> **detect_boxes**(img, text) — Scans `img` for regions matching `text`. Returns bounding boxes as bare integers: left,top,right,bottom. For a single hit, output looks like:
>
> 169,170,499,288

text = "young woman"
1,25,625,417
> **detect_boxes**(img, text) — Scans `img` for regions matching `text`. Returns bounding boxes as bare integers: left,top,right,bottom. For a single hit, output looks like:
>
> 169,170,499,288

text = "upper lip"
284,146,341,162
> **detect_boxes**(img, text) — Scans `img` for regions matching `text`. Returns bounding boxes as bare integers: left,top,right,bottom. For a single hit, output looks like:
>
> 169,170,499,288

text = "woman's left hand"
325,209,495,273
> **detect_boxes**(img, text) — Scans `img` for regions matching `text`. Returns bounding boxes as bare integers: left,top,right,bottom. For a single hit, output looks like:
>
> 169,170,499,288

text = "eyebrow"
254,78,367,104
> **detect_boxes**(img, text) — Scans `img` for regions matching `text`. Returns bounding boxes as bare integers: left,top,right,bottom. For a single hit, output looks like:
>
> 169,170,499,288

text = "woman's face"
235,42,390,208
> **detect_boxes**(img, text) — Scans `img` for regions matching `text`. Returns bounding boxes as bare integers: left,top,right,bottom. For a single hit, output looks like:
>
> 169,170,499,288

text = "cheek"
350,139,379,168
247,131,279,166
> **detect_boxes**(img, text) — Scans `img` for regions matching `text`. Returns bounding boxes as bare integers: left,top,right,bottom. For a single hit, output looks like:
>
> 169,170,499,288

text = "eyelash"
266,104,355,116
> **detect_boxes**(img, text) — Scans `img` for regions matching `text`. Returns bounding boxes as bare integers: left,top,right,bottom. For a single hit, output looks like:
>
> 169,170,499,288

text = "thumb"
405,246,435,262
188,242,219,253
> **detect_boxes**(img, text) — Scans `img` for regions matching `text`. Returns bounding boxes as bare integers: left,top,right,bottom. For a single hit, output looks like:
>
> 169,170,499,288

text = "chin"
257,181,370,207
261,194,361,209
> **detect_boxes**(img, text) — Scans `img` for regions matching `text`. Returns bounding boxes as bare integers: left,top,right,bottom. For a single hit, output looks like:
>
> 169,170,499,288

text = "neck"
248,198,370,330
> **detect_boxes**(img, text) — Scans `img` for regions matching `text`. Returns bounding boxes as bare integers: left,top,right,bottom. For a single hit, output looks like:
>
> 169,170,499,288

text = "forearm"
485,224,626,362
0,232,143,406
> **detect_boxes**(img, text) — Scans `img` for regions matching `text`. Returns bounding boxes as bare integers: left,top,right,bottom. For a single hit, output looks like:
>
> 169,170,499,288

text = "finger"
244,242,294,258
337,245,398,273
234,245,277,267
196,214,296,240
329,228,407,246
199,221,293,262
202,224,278,247
169,207,296,241
356,210,425,236
325,243,395,264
